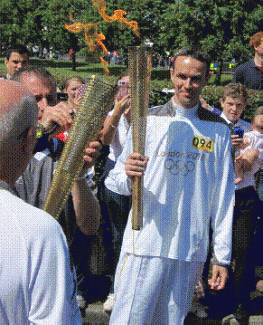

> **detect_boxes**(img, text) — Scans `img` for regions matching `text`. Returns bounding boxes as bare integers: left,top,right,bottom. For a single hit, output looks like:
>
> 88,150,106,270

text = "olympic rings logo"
164,158,195,176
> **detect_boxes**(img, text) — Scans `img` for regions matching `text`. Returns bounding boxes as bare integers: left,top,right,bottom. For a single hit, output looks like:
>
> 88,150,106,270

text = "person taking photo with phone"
220,83,262,324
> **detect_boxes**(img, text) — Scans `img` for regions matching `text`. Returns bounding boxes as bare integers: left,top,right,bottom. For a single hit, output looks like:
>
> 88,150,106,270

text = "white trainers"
76,295,86,310
103,293,115,314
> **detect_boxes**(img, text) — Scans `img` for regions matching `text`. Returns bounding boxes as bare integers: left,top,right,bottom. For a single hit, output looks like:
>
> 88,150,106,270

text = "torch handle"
132,176,144,230
129,46,151,231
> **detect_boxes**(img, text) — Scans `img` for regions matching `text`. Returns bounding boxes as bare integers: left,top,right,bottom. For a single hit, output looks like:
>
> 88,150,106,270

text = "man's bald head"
0,80,38,185
0,80,38,144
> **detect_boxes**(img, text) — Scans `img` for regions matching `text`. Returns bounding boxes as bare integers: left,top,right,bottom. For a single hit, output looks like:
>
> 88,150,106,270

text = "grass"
0,57,234,89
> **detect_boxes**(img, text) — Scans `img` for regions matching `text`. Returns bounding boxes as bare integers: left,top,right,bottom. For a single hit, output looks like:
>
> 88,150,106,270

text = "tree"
160,0,262,84
83,0,170,55
0,0,41,52
0,0,262,72
39,0,88,52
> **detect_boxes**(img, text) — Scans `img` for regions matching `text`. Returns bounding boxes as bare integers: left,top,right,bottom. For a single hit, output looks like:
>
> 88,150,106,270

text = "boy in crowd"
220,84,262,323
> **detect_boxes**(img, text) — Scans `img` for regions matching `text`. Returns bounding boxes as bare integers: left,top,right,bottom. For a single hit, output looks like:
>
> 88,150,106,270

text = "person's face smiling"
170,56,209,109
64,80,84,104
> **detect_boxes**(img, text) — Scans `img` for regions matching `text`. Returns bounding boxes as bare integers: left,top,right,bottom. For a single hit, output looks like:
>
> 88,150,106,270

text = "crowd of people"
0,31,262,325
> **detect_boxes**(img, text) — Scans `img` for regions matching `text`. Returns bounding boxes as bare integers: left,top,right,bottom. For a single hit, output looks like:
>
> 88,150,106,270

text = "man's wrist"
211,256,230,268
36,123,45,138
36,123,57,138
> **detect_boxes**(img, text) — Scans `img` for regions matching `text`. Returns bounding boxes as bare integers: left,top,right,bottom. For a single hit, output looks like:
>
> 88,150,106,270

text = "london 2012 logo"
164,158,195,176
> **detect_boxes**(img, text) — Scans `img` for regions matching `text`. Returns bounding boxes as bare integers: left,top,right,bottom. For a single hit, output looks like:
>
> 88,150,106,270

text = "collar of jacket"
166,99,228,125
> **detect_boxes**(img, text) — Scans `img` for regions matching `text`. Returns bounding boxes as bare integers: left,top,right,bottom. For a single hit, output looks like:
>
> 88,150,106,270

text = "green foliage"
0,0,41,48
208,74,233,86
149,90,172,107
161,0,261,62
0,0,262,72
151,69,171,80
98,0,170,53
201,85,224,110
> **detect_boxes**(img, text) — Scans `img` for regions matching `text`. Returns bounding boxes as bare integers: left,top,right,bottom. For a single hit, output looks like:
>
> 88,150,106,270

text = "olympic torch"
129,46,151,230
43,75,116,220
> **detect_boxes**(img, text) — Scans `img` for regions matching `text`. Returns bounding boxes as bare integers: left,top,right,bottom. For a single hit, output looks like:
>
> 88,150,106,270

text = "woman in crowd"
98,71,132,314
56,76,85,142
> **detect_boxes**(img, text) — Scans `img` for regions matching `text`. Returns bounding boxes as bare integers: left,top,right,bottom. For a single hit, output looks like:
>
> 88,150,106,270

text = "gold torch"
129,46,152,230
43,75,116,220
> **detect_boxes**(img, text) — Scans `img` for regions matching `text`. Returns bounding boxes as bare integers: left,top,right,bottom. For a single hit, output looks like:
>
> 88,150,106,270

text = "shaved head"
0,80,38,184
0,80,38,144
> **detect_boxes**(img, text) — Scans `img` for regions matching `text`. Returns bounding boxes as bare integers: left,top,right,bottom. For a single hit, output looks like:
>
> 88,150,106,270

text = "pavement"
82,301,263,325
82,302,109,325
80,271,263,324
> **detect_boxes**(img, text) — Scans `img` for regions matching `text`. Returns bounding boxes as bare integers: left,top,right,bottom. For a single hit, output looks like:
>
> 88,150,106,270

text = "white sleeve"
105,128,133,195
211,130,235,265
244,133,263,160
28,218,81,324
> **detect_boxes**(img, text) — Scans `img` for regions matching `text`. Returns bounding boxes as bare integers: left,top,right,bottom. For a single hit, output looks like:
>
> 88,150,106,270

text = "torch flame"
65,0,139,74
92,0,139,37
65,21,109,73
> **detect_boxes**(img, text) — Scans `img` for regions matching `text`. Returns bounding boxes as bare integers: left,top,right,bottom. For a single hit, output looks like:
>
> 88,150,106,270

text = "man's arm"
71,141,101,235
210,128,235,290
105,129,134,195
72,179,100,235
99,94,130,146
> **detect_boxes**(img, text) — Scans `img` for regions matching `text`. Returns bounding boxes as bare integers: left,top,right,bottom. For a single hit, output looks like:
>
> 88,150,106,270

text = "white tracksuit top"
106,105,235,265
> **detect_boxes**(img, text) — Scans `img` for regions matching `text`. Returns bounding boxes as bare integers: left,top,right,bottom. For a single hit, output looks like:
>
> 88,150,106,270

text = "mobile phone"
118,87,129,98
117,80,129,100
57,92,68,102
233,127,244,138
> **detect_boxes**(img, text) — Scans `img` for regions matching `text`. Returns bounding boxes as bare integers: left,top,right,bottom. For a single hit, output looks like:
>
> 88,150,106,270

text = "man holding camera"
12,67,101,311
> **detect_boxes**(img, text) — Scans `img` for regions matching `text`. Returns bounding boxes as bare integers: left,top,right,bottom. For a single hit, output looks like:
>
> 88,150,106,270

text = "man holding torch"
106,47,235,324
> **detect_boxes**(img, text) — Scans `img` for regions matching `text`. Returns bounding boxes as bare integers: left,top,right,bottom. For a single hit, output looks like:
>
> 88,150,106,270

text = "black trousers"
232,186,260,308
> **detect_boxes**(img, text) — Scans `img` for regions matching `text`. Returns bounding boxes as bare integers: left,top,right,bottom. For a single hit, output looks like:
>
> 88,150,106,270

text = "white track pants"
110,253,204,325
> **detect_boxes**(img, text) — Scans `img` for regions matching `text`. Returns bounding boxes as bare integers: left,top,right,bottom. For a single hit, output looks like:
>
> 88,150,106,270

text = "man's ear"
170,68,175,83
4,58,8,67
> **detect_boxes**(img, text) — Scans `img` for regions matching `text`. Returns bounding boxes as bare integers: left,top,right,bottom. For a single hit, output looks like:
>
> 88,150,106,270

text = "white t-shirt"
107,109,130,162
236,130,263,190
245,130,263,160
106,106,235,264
0,189,81,324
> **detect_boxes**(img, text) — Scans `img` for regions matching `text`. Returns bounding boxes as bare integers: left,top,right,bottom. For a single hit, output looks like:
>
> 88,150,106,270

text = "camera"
57,92,68,102
233,127,244,138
